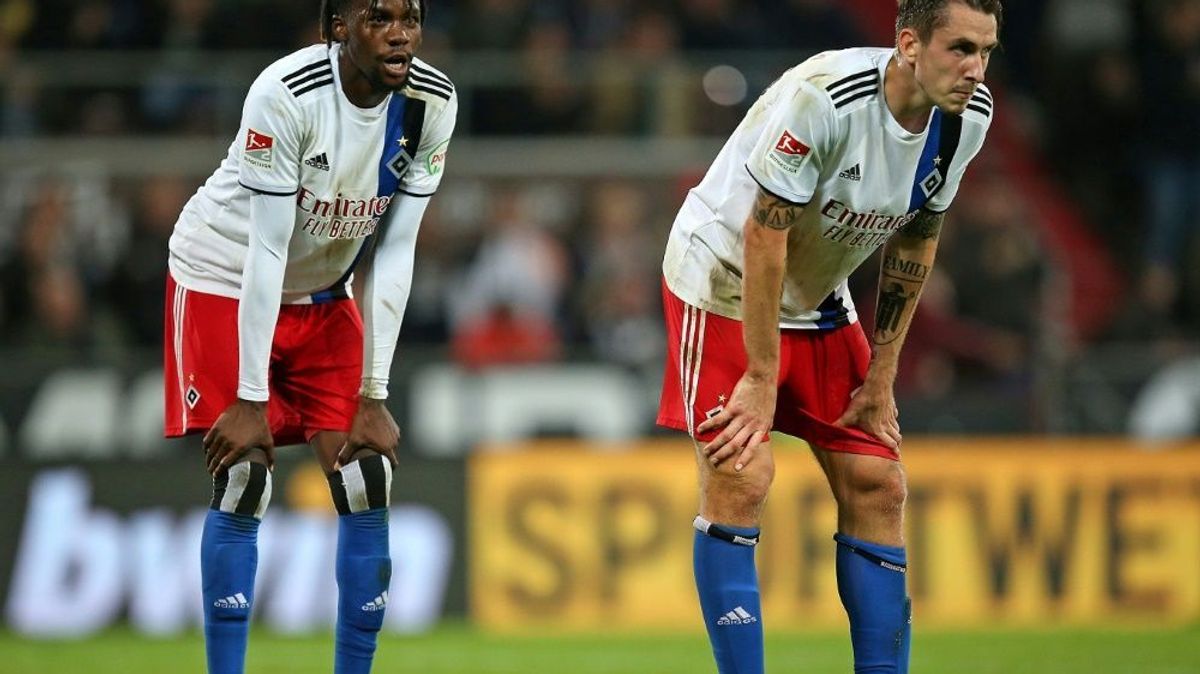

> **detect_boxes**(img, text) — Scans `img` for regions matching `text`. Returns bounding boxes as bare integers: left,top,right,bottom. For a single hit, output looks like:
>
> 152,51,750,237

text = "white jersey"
169,43,457,304
664,47,992,329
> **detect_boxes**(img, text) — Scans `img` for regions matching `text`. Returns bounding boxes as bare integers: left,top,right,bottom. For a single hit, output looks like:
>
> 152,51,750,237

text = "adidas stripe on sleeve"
398,62,457,198
924,84,992,213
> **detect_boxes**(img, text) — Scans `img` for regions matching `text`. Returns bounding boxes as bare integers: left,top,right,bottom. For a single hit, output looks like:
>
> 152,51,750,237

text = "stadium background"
1,0,1199,672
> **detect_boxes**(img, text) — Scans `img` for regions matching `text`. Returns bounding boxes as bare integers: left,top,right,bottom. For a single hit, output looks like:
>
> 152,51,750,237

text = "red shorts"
656,280,898,460
163,274,362,446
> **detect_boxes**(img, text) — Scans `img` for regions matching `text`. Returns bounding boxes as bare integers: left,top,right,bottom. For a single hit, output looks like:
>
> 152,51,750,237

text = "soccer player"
162,1,455,672
657,1,1000,672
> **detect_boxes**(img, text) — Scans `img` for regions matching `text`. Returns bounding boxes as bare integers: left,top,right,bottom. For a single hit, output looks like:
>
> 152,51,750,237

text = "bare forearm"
742,190,801,380
870,209,944,379
743,226,786,379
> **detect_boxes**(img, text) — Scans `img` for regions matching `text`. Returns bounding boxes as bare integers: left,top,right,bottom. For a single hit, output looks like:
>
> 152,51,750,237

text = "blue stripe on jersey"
815,293,851,330
310,286,351,304
377,94,410,197
907,109,943,212
310,95,409,303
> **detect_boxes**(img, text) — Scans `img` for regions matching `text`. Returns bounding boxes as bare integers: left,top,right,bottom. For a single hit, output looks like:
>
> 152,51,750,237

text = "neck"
338,46,388,108
883,54,934,133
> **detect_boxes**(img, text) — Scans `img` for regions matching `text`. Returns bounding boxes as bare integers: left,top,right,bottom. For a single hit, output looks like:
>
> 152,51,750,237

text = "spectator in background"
108,176,190,347
0,180,92,347
758,0,864,53
1,64,40,138
0,0,35,138
937,176,1046,377
140,0,225,134
568,0,634,50
26,0,118,49
575,181,664,371
675,0,762,53
452,0,535,50
590,8,685,135
27,264,89,347
1038,0,1135,191
470,15,589,135
515,19,589,134
1043,48,1139,266
451,302,562,368
1137,0,1200,333
449,185,570,367
0,0,33,44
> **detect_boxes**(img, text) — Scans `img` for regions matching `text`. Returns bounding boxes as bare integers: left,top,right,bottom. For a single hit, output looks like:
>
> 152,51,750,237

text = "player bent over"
163,1,455,672
657,1,1000,672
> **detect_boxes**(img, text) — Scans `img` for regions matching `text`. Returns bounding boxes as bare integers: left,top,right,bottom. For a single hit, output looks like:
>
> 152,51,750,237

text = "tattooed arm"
872,208,943,369
742,189,800,383
698,188,804,468
835,207,944,448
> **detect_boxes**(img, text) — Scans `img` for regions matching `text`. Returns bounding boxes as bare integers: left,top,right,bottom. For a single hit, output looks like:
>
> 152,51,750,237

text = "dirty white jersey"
663,47,992,329
169,43,457,304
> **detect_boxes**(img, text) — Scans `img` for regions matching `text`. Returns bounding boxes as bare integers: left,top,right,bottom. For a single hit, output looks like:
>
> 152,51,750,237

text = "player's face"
339,0,423,92
910,3,998,114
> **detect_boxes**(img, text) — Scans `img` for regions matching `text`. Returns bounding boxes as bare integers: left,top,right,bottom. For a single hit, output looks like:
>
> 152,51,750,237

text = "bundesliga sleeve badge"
767,130,810,174
243,129,275,169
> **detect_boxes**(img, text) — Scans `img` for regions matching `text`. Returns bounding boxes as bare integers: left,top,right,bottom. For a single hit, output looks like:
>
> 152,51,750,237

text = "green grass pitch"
4,625,1198,673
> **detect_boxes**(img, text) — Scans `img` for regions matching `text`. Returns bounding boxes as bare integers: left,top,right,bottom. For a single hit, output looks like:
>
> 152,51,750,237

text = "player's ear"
330,12,349,43
897,27,920,66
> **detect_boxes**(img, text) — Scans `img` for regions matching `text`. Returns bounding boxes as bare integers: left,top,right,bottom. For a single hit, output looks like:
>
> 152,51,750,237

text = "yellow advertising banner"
469,438,1200,631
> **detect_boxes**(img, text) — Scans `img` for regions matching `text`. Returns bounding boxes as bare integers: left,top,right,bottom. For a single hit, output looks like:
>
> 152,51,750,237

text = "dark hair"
896,0,1002,42
320,0,425,45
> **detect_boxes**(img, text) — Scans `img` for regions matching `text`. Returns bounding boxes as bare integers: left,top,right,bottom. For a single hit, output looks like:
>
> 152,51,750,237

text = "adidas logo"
361,591,388,612
213,592,250,609
839,164,862,181
716,606,757,625
305,152,330,171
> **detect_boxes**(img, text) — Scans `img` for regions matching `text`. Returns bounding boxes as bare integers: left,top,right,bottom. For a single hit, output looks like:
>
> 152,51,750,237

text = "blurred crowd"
4,0,864,52
0,0,1198,433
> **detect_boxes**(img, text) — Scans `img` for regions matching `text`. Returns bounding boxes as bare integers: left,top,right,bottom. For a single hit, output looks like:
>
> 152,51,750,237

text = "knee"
836,460,906,515
328,453,393,515
711,453,776,508
211,449,273,519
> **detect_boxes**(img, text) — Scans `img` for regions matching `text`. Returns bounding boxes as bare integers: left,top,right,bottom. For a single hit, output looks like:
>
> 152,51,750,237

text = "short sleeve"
400,90,458,197
745,82,836,205
923,163,968,213
237,76,305,196
926,113,992,213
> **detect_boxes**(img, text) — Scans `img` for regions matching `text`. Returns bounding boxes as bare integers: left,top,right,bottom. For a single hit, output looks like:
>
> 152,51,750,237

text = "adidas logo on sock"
716,606,757,625
305,152,330,171
838,163,862,181
213,592,250,609
361,591,388,612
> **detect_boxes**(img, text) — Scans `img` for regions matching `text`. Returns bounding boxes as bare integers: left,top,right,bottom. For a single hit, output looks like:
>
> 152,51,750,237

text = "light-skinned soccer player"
163,1,455,672
657,1,1001,672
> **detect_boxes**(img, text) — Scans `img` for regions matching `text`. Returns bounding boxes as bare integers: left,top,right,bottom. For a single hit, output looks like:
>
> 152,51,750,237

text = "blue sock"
834,533,912,674
201,509,260,674
335,507,391,674
693,522,764,674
